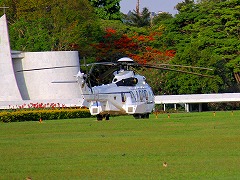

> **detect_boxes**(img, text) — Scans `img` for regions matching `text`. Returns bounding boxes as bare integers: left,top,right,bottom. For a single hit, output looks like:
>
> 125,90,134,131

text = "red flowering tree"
91,28,176,94
92,28,175,64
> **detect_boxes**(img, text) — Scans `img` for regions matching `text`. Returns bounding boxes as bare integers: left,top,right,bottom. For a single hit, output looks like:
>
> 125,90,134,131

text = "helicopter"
78,57,155,120
74,57,213,120
17,56,213,120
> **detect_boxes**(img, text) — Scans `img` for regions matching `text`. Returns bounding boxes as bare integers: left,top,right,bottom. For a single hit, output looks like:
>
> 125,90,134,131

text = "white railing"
155,93,240,112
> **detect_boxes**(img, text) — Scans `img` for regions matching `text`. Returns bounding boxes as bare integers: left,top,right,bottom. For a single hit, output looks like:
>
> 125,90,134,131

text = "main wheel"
134,113,149,119
142,113,149,119
97,114,103,121
105,114,110,120
133,114,141,119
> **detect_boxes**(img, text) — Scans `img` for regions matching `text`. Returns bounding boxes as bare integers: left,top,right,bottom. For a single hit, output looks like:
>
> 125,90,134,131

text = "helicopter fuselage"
82,70,155,119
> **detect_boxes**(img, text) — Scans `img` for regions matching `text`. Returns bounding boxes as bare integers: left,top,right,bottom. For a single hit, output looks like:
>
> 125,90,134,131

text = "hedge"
0,108,91,123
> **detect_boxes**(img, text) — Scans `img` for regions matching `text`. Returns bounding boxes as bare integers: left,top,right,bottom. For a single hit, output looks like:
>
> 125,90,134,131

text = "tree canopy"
0,0,239,95
88,0,121,20
126,7,151,27
156,0,240,94
1,0,104,57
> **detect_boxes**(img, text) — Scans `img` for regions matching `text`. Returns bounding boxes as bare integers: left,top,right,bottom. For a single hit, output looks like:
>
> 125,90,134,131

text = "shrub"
0,108,91,123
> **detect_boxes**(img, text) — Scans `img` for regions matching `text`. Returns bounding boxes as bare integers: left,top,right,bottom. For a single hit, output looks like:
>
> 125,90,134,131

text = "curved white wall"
13,51,82,100
0,15,22,101
1,14,82,103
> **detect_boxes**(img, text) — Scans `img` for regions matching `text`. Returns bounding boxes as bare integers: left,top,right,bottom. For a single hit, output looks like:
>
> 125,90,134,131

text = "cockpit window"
116,78,138,86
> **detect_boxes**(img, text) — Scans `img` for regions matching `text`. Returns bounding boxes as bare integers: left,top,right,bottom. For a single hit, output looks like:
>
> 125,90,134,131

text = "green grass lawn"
0,111,240,179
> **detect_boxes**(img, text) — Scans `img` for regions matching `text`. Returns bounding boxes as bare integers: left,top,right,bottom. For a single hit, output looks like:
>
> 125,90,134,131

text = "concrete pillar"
185,103,189,112
174,104,177,110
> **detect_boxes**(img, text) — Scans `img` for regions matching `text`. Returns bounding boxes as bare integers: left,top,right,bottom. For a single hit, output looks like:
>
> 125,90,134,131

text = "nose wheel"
97,114,110,121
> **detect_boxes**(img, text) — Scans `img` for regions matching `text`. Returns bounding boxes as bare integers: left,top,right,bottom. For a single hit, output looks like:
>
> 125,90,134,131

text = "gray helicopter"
75,57,213,120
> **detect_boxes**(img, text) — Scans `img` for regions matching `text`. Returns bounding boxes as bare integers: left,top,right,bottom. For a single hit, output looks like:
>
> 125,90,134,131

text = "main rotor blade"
80,62,117,67
144,63,213,71
142,65,215,78
16,65,79,72
18,62,117,72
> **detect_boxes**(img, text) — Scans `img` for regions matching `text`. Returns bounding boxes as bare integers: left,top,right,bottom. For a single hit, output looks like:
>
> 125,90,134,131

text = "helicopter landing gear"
97,114,103,121
133,113,149,119
133,114,141,119
96,114,110,121
143,113,149,119
105,114,110,120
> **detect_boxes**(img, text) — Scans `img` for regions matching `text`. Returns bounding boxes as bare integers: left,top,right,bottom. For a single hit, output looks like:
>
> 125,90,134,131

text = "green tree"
1,0,104,57
158,0,240,94
152,12,173,26
88,0,121,20
9,18,52,51
127,7,151,27
175,0,195,13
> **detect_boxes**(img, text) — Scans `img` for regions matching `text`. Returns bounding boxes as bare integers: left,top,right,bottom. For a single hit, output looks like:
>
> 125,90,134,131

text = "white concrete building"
13,51,81,100
0,14,83,108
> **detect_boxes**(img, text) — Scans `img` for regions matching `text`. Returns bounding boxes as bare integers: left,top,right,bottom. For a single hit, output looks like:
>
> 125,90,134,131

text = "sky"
120,0,183,15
